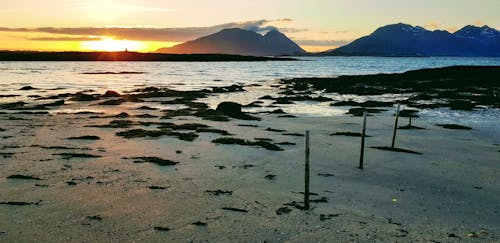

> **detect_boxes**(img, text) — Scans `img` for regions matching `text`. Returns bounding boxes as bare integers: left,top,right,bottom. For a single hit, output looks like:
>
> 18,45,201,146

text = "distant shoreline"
0,51,297,62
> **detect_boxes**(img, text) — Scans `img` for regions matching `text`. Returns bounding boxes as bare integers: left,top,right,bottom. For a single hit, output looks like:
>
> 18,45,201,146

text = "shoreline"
0,51,297,62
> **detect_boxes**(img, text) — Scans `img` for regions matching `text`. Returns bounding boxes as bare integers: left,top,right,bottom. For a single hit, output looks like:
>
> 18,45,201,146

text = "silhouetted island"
0,51,297,61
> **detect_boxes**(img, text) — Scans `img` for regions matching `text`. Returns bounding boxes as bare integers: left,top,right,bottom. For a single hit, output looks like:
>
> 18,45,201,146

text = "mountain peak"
454,25,499,38
157,27,305,56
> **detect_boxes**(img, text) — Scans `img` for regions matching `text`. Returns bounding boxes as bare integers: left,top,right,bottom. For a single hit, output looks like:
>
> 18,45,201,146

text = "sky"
0,0,499,52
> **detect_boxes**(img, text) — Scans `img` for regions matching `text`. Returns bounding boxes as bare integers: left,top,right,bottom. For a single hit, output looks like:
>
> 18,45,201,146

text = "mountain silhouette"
325,23,500,56
156,28,306,56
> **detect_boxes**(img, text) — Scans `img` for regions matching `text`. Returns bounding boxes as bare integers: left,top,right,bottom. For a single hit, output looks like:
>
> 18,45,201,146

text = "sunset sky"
1,0,499,52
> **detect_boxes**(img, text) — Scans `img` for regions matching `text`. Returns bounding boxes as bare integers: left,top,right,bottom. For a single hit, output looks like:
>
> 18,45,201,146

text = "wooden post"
359,112,367,170
409,115,412,127
391,104,400,148
304,130,310,210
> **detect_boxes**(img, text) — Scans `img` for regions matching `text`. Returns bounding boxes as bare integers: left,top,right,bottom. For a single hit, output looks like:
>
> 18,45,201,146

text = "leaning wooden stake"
391,104,400,148
304,130,310,210
409,115,412,126
359,112,367,169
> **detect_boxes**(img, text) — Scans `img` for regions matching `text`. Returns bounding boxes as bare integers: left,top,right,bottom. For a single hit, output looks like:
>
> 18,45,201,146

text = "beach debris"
0,200,42,206
370,146,422,155
448,233,460,238
221,207,248,213
359,112,368,169
212,137,283,151
436,124,472,130
276,207,292,215
192,221,208,226
320,213,340,221
66,135,100,140
7,174,42,180
391,104,401,148
264,174,276,180
205,190,232,196
154,226,170,231
214,165,226,170
304,131,311,210
128,156,179,166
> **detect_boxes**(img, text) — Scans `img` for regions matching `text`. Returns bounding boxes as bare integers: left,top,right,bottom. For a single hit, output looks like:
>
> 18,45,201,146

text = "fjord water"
2,56,499,91
1,56,499,140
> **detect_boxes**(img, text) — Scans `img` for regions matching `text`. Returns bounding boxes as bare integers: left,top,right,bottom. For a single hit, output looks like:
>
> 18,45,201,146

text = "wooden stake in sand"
409,115,412,127
391,104,400,148
304,130,310,210
359,112,367,169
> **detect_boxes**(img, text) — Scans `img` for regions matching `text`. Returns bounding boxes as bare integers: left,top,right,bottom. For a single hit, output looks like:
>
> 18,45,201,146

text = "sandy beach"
1,71,499,242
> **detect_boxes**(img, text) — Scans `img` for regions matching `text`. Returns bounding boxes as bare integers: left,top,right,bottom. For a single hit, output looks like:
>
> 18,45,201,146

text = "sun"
81,38,145,52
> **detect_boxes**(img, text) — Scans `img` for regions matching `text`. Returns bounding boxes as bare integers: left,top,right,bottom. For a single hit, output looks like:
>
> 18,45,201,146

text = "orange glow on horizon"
80,38,145,52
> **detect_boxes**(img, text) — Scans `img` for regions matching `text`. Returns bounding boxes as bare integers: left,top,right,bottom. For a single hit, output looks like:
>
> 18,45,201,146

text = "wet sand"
0,93,499,242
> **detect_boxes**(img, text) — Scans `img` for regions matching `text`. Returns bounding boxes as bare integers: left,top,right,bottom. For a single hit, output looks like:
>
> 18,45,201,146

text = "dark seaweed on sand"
436,124,473,130
371,146,422,155
116,129,198,141
282,66,500,110
66,135,100,140
330,131,371,137
129,156,179,166
7,175,42,180
212,137,283,151
53,153,102,159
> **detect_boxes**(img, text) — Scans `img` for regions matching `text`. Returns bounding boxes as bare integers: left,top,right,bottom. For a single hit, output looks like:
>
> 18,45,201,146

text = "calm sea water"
1,56,499,139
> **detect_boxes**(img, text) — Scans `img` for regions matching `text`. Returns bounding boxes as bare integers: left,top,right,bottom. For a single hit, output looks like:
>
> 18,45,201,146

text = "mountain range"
156,24,500,57
157,28,306,56
325,23,500,56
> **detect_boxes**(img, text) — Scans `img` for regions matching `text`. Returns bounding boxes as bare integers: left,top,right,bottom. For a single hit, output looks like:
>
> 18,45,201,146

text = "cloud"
474,20,485,26
27,36,102,41
295,39,350,46
0,19,304,42
423,21,441,30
